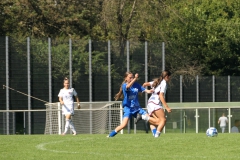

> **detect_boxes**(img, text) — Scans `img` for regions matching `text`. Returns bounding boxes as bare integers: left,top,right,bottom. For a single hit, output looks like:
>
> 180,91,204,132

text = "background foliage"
1,0,240,77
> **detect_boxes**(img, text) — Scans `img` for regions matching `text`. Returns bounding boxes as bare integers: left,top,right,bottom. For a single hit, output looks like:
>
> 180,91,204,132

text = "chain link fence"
0,36,240,134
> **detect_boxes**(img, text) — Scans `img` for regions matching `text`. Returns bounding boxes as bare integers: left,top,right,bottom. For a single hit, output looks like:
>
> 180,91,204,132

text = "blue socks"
109,130,118,137
152,128,156,136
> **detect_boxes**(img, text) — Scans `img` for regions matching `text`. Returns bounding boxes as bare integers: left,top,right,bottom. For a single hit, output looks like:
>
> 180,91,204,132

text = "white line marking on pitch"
35,138,151,157
36,138,96,154
36,140,80,153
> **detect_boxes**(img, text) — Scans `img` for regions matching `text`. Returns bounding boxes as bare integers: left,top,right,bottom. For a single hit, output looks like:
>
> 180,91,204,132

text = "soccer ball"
206,127,218,137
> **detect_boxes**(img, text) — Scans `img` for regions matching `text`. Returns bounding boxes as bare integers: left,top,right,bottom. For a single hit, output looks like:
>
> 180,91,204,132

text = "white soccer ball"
206,127,218,137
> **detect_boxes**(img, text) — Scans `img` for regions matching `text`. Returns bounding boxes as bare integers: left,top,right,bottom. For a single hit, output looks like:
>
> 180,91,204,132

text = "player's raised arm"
126,73,138,89
142,82,151,87
144,89,154,94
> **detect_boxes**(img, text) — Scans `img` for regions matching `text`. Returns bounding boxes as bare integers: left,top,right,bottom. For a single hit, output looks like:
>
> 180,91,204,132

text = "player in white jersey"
58,77,80,135
142,70,172,137
218,113,228,133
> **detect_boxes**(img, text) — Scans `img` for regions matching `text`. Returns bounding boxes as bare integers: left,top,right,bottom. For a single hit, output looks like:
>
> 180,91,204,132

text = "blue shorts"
123,106,147,118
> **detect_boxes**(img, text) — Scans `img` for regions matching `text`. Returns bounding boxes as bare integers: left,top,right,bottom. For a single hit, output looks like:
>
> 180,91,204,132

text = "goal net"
44,101,122,135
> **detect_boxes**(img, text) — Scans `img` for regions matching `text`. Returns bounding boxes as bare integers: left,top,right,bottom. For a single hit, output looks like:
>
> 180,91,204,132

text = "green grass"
1,133,239,160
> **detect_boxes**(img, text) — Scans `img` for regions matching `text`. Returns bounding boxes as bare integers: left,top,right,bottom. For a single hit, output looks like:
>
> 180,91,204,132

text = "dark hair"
152,70,171,88
63,77,69,83
114,71,132,101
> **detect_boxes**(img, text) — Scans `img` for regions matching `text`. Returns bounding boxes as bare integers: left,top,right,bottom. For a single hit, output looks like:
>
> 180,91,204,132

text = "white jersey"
58,88,77,105
148,79,167,105
218,116,228,127
58,88,77,115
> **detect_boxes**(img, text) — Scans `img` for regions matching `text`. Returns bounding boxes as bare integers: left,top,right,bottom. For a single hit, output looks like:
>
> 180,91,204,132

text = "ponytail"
114,81,124,101
152,70,171,88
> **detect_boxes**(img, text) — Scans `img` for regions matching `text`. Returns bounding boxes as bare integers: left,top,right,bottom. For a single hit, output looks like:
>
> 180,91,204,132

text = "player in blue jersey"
108,72,160,137
141,70,172,137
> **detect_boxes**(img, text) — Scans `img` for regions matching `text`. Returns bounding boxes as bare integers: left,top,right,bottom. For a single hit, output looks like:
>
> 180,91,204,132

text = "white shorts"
147,102,163,116
62,104,74,116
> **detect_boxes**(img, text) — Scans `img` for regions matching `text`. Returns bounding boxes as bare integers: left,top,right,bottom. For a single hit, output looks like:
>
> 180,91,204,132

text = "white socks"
64,119,70,133
141,114,150,121
69,119,76,134
155,131,161,138
64,119,76,134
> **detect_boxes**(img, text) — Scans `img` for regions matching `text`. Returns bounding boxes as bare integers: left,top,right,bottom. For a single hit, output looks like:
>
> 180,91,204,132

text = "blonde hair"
152,70,171,88
114,71,132,101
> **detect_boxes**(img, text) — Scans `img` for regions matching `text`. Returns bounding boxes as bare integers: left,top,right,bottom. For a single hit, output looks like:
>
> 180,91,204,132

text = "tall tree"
98,0,138,56
1,0,101,39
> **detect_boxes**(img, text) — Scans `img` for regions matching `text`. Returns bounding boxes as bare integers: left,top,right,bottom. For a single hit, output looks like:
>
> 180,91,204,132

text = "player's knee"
156,118,161,124
161,117,166,124
65,114,71,119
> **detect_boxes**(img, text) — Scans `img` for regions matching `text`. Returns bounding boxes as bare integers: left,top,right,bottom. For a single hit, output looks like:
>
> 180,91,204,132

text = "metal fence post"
27,37,31,134
162,42,165,71
69,38,72,88
126,40,130,134
89,39,92,134
212,75,215,127
48,37,52,104
108,40,112,133
6,36,9,135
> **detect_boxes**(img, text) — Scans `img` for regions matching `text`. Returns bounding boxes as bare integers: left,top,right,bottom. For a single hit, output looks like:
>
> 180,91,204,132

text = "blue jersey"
122,82,145,108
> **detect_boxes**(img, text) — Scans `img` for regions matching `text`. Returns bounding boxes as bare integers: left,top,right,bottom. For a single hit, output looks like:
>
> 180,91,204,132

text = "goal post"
44,101,123,135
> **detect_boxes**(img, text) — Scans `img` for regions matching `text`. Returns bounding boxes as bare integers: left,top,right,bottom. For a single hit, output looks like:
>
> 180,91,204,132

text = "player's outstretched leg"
154,109,166,138
107,118,129,138
107,130,118,137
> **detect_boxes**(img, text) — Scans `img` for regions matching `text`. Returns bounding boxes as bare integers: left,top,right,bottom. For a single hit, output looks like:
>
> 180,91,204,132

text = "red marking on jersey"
148,101,160,105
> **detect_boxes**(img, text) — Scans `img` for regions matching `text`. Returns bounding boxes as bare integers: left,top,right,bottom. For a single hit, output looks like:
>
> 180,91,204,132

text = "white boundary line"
35,138,151,157
35,139,91,154
35,137,239,159
35,138,239,159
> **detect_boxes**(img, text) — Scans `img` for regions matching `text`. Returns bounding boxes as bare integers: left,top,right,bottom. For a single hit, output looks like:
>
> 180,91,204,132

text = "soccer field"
1,133,239,160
